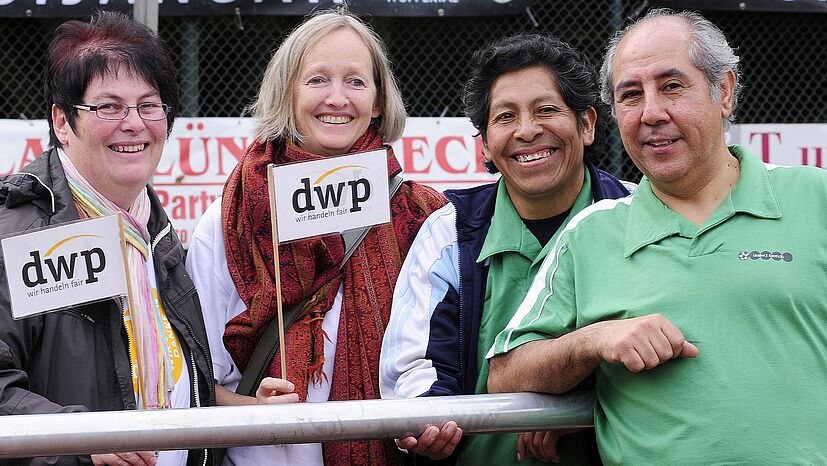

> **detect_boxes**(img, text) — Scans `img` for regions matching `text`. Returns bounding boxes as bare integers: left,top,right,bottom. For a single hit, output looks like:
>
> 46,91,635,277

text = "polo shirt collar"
478,179,538,262
727,145,782,219
624,145,782,257
479,167,594,264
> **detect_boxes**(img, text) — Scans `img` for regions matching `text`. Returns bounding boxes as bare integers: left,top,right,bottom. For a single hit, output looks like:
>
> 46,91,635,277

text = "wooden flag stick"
267,165,288,382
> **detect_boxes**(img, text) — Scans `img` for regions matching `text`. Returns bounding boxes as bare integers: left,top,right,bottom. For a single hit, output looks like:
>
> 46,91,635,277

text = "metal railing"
0,392,594,459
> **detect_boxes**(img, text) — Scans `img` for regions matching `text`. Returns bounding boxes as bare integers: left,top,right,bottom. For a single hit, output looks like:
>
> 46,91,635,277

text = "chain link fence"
1,2,825,181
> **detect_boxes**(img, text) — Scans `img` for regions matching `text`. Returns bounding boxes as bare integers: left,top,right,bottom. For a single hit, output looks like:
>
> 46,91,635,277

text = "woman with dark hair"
187,8,446,466
0,11,215,466
380,33,633,465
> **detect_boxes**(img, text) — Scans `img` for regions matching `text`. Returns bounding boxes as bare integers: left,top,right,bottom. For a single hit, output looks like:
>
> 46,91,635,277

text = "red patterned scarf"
222,127,446,465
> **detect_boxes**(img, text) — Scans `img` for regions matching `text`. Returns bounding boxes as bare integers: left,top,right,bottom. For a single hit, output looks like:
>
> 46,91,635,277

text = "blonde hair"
252,9,407,144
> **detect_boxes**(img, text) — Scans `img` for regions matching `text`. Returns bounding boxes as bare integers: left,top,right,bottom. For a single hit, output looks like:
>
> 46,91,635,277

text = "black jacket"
0,149,217,466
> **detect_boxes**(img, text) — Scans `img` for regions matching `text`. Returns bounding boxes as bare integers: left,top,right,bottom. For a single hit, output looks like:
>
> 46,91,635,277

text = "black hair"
45,10,180,148
463,33,607,173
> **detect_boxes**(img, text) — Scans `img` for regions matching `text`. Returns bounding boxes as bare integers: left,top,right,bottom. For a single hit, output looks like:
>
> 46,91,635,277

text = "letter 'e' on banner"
1,215,128,320
270,149,392,242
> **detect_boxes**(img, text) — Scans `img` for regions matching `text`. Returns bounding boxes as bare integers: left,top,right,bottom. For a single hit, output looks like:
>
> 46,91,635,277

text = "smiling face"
292,28,381,157
484,66,595,219
611,17,735,195
52,66,167,209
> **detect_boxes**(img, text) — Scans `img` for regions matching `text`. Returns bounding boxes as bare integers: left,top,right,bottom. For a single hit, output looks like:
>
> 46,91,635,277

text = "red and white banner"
0,118,497,246
729,123,827,168
1,118,823,247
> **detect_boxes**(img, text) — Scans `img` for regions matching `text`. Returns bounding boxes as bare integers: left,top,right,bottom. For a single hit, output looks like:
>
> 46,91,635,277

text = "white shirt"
187,198,340,466
133,250,191,466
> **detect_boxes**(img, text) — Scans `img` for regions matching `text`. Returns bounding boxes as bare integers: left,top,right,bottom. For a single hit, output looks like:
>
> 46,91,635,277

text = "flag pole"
267,165,288,382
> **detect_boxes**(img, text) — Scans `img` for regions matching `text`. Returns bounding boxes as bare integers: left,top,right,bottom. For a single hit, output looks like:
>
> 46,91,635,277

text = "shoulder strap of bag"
236,174,404,396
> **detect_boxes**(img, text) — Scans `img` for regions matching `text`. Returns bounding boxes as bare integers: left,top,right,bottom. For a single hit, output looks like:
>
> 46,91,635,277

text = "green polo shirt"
490,146,827,465
457,173,595,466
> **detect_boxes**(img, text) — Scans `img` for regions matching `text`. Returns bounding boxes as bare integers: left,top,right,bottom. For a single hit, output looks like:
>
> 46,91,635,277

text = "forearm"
490,314,699,394
488,326,604,394
215,384,256,406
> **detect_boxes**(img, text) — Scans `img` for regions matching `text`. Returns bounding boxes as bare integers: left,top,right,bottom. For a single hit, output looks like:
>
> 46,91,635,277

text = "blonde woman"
187,9,446,466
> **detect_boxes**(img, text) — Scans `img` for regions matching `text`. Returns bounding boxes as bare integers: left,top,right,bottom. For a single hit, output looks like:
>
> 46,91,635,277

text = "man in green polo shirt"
488,8,827,465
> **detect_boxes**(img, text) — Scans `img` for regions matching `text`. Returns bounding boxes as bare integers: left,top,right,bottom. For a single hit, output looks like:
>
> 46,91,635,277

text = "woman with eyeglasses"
0,12,216,466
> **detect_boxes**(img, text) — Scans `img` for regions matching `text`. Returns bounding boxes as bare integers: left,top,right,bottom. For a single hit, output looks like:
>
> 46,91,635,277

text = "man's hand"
396,421,462,460
255,377,299,404
592,314,699,372
91,451,156,466
517,429,580,463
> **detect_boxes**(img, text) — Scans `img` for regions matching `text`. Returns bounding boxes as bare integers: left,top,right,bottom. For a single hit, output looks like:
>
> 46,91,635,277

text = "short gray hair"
251,8,406,144
599,8,743,123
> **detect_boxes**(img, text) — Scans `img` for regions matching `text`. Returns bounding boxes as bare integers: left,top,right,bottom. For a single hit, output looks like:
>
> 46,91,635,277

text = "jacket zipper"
190,349,208,466
454,209,466,393
190,350,202,408
119,295,138,406
151,221,172,251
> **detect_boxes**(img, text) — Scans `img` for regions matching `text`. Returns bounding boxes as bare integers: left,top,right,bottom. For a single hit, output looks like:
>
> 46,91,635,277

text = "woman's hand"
255,377,299,404
214,378,299,406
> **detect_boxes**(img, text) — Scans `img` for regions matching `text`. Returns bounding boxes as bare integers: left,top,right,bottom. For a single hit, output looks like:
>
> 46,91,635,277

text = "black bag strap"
235,174,404,396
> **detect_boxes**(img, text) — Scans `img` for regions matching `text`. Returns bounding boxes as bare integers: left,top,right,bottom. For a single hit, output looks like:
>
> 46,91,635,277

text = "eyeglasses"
73,102,170,121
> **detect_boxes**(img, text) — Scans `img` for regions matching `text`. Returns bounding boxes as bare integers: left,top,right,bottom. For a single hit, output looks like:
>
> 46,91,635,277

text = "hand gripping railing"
0,392,594,459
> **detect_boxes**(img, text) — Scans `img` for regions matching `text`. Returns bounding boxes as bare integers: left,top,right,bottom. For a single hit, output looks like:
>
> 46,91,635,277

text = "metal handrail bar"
0,391,594,459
